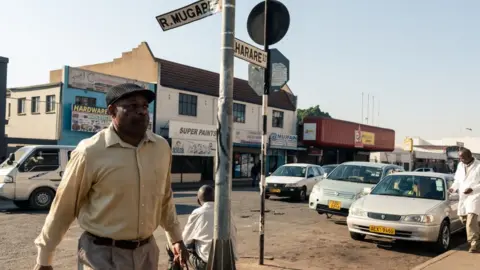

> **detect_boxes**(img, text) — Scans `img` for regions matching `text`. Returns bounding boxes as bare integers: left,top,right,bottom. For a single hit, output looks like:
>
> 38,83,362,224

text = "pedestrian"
33,83,189,270
166,185,237,270
449,147,480,253
251,162,259,187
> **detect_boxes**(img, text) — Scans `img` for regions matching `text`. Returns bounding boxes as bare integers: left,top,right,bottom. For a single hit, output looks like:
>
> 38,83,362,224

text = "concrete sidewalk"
412,244,480,270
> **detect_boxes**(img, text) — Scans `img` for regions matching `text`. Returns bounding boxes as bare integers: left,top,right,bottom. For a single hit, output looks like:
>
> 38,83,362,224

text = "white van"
0,145,75,210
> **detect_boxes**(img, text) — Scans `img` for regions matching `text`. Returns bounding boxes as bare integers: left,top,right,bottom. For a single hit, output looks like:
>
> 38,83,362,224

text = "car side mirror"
449,193,459,201
363,187,372,194
308,174,315,178
323,173,328,178
6,153,15,165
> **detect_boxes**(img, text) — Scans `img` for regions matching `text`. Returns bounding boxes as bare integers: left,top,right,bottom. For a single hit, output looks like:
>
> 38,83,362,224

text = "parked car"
322,164,338,175
266,163,327,201
414,167,435,172
347,172,462,253
309,162,404,217
0,145,75,210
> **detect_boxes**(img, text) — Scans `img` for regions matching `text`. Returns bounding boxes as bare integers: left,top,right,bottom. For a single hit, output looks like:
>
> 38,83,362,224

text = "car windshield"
323,165,337,174
0,147,31,169
327,164,383,184
271,166,306,177
371,174,445,200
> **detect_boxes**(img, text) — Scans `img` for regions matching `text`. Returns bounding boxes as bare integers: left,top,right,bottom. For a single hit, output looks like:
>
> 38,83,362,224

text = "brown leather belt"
87,232,151,250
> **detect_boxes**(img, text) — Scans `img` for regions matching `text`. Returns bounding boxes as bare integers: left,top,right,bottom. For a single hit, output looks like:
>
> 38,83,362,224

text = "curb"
411,243,469,270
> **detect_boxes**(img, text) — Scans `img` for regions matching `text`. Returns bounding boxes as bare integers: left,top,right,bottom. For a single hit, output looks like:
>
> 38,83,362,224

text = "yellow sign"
362,131,375,145
403,138,413,152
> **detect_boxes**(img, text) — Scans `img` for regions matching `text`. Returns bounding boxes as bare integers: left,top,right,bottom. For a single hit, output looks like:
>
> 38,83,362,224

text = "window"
313,166,325,176
7,103,10,118
233,103,246,123
75,96,96,107
272,110,284,128
67,151,72,161
307,167,319,178
328,164,383,184
17,98,26,114
20,149,60,173
371,175,445,200
46,95,56,112
178,93,197,116
31,96,40,113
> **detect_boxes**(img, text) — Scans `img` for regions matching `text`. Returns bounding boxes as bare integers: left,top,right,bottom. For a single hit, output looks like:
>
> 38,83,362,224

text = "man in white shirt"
449,148,480,253
167,185,237,269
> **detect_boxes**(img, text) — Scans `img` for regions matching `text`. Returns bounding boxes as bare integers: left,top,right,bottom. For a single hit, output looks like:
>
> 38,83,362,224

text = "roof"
341,161,398,168
8,82,62,92
392,171,453,178
157,59,296,111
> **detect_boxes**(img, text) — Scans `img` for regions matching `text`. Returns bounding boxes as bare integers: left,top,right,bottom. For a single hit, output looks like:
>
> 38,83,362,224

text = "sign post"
247,0,290,265
206,0,237,269
404,137,414,171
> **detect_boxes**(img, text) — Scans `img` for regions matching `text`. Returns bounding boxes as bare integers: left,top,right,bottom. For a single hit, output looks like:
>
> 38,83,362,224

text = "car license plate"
270,188,281,193
369,226,395,235
328,200,342,210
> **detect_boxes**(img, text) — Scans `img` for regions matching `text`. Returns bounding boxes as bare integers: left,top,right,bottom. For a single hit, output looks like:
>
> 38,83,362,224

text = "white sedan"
347,172,464,253
265,163,326,201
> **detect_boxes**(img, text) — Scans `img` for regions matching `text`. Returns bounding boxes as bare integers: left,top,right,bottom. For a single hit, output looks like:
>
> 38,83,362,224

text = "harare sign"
234,38,267,68
156,0,222,31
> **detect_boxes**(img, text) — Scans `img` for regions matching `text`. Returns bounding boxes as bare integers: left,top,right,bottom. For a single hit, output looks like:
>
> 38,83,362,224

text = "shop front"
58,66,156,145
232,130,262,178
268,133,299,173
168,120,216,183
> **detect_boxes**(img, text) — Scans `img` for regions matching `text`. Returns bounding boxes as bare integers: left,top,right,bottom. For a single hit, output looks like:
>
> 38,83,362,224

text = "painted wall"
58,66,156,146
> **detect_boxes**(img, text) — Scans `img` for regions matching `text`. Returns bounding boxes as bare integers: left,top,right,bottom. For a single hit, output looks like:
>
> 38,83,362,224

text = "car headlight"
3,176,13,183
349,207,367,217
285,183,300,188
402,215,434,223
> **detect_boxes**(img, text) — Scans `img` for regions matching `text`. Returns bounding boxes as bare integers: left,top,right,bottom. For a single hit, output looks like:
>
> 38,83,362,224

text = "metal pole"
259,0,271,265
207,0,236,269
0,57,8,159
366,93,369,124
372,96,375,126
361,92,364,124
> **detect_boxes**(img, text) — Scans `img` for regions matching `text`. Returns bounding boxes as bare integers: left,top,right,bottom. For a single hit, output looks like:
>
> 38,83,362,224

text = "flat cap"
105,83,156,106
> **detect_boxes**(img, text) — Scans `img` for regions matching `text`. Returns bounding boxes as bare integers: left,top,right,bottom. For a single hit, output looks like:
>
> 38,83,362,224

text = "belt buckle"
112,240,116,247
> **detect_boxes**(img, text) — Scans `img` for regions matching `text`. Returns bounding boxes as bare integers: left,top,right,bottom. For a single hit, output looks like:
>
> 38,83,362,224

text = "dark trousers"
166,244,206,270
252,174,258,187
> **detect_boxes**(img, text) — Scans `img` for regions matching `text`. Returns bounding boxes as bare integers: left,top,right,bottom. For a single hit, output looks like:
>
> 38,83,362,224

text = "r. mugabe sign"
234,38,267,68
156,0,222,31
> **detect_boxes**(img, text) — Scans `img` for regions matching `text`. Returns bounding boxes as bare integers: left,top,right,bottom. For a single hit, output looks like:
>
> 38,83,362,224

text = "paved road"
0,189,466,270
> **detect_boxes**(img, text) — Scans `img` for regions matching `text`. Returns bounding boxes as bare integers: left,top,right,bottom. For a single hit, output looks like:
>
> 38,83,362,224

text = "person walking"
33,83,189,270
251,162,259,187
449,147,480,253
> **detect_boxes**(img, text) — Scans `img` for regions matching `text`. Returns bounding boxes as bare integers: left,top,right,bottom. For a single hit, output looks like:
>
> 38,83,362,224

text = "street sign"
248,64,264,96
247,49,290,95
234,38,267,68
247,0,290,46
156,0,222,31
269,49,289,89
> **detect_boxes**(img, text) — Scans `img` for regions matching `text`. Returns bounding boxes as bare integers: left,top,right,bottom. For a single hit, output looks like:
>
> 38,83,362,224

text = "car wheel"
29,188,55,210
433,220,451,253
13,200,30,209
350,232,366,241
298,187,307,202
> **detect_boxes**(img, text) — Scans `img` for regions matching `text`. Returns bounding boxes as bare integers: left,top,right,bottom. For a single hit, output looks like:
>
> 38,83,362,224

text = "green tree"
297,105,332,124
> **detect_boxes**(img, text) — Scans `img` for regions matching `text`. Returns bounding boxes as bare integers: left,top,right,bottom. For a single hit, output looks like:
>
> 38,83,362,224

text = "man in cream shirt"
450,147,480,253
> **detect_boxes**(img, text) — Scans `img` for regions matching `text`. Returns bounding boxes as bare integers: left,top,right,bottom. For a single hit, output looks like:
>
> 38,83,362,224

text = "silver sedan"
347,172,464,253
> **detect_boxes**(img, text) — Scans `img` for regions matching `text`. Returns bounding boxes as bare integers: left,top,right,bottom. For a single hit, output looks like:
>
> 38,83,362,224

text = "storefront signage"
169,120,217,141
354,129,363,148
71,105,152,133
403,137,413,152
67,67,150,93
354,128,375,148
171,139,216,157
303,123,316,141
156,0,222,31
269,133,298,148
234,130,262,144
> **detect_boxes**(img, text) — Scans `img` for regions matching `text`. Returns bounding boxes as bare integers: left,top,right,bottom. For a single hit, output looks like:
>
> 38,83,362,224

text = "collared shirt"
182,202,237,262
452,159,480,216
34,125,182,265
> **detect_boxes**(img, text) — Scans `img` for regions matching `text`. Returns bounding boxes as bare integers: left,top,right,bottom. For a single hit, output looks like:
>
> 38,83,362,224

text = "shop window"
272,110,284,128
31,96,40,113
46,95,56,112
75,96,97,107
233,103,246,123
17,98,26,114
7,103,11,118
178,93,197,116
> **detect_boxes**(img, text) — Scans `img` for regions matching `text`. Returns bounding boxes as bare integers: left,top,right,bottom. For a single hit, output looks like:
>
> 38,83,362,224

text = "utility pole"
259,0,271,265
366,93,370,124
372,96,375,126
361,92,364,124
0,57,8,159
207,0,236,269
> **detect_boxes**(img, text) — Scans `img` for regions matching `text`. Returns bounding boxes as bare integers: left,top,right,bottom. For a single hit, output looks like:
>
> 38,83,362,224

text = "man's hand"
172,241,190,267
33,265,53,270
464,188,473,194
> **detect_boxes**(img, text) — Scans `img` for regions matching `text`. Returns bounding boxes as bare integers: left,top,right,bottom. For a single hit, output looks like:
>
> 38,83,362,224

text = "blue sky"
1,0,479,143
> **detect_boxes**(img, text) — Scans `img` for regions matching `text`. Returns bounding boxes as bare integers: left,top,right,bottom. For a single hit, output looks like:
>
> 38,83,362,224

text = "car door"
446,176,462,231
305,166,319,195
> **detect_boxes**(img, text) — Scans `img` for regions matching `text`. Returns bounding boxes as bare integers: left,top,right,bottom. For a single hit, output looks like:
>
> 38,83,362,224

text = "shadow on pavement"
0,207,48,215
175,204,197,215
